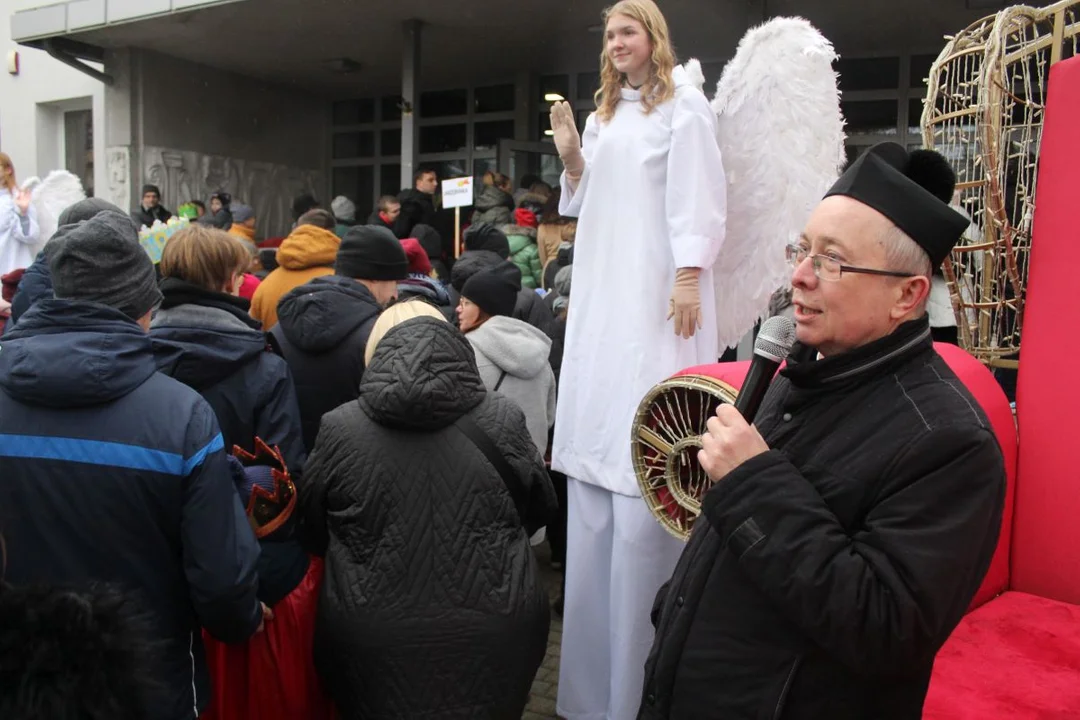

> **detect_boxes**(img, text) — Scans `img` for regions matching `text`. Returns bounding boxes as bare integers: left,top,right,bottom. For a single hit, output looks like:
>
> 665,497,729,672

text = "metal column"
400,19,421,190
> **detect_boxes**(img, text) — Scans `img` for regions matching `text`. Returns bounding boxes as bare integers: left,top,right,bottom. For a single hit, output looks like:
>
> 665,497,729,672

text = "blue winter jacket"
0,299,262,720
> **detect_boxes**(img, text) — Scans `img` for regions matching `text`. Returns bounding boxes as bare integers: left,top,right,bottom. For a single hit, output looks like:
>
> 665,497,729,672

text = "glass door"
497,140,563,190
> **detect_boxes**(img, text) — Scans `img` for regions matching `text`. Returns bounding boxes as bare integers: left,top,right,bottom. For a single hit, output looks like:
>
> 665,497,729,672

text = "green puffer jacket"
501,225,543,289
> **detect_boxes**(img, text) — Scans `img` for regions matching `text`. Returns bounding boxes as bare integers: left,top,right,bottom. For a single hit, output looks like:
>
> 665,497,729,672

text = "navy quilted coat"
301,316,556,719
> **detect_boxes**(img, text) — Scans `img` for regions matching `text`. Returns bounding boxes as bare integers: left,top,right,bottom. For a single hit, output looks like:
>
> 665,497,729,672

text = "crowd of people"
0,134,578,718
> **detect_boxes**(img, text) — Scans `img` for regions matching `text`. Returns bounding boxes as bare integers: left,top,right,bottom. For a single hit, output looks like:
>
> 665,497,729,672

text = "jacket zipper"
772,655,802,720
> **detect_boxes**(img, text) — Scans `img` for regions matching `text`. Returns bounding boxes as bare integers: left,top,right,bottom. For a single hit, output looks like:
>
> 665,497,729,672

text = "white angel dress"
0,188,40,277
553,63,727,720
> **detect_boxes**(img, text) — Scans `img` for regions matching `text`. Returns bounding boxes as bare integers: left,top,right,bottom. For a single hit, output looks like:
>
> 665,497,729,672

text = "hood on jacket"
467,315,552,380
500,224,538,255
0,299,157,408
399,275,451,306
276,275,382,353
150,303,267,391
450,250,504,292
411,224,442,260
474,184,515,213
359,316,485,432
276,224,341,271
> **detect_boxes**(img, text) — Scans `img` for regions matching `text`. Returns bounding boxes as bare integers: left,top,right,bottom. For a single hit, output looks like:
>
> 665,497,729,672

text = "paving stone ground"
523,543,563,720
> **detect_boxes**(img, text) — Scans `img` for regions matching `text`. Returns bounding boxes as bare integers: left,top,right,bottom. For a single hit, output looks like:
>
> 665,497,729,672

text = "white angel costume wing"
706,17,847,349
21,170,86,256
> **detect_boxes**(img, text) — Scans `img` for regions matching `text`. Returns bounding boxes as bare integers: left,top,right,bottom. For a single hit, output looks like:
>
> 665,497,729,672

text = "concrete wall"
0,5,106,199
104,48,327,236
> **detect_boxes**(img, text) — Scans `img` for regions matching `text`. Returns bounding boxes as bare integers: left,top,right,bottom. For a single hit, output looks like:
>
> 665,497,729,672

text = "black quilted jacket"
301,316,556,719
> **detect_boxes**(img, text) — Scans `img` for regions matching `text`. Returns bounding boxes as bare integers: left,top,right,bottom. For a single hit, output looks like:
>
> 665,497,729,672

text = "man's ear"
892,275,931,320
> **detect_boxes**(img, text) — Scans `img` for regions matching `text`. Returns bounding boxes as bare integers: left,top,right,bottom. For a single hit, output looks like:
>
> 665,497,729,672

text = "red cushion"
933,343,1016,610
925,591,1080,719
1013,55,1080,604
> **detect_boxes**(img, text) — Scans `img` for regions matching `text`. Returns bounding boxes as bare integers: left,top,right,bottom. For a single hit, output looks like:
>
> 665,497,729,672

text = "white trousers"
557,478,685,720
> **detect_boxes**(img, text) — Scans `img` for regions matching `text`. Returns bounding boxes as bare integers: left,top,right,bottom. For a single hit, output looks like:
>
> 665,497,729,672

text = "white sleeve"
665,89,727,269
558,113,600,218
0,195,39,246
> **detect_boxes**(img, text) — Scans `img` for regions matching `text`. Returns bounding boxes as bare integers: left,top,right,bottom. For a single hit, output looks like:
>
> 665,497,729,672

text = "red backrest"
1011,55,1080,604
676,344,1016,610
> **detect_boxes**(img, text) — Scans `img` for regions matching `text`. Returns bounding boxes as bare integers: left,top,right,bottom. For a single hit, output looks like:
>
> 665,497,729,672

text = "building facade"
6,0,1041,236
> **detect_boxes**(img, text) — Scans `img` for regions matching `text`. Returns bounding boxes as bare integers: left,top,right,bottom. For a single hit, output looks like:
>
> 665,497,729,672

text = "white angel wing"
708,17,847,349
22,170,86,255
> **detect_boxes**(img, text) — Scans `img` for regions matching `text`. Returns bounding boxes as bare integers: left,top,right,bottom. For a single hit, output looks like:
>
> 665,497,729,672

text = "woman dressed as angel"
0,153,40,278
549,1,726,717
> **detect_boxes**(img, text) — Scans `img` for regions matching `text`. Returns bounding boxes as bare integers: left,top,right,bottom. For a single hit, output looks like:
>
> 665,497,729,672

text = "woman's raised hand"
549,101,583,177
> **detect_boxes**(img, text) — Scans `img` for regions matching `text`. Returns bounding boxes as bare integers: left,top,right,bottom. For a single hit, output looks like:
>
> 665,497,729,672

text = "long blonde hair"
594,0,676,122
0,153,16,192
364,299,448,366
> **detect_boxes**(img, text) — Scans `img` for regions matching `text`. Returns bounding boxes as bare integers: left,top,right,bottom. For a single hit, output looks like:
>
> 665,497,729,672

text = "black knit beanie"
335,225,409,281
463,222,510,260
49,211,162,320
462,263,521,318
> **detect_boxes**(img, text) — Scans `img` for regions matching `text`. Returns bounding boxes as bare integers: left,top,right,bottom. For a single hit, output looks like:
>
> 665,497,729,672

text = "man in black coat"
130,183,172,228
272,225,408,450
393,167,438,239
639,143,1006,720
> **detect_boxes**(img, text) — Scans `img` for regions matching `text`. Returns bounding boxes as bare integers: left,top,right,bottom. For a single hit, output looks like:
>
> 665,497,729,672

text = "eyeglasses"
785,244,915,282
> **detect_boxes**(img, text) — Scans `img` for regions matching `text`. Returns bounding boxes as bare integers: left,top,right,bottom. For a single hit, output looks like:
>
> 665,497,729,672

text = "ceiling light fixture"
544,130,555,136
587,24,604,33
544,92,565,102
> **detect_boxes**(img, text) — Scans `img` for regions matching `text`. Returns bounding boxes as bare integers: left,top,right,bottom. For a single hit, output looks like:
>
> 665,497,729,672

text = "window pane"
381,96,401,122
428,159,469,183
475,84,515,113
577,110,591,132
381,128,401,156
538,111,553,142
332,166,374,219
475,120,515,150
381,164,402,195
908,98,926,135
473,157,498,181
910,54,937,89
421,88,468,117
419,124,467,154
332,132,374,159
541,74,570,103
835,57,900,92
577,72,600,100
841,99,899,135
332,99,375,125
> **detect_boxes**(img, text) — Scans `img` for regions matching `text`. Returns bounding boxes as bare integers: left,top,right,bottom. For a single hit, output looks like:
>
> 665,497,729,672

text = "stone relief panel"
106,146,132,212
142,145,324,237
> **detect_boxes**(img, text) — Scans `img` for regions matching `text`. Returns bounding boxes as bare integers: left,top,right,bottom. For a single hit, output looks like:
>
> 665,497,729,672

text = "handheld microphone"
733,316,797,423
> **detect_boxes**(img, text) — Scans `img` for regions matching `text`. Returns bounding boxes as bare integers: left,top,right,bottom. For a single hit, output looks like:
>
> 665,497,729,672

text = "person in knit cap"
412,223,449,283
464,221,512,259
0,210,266,720
272,224,408,450
331,195,357,239
397,237,452,312
131,183,172,229
449,246,555,336
5,197,131,332
459,264,557,457
202,441,334,720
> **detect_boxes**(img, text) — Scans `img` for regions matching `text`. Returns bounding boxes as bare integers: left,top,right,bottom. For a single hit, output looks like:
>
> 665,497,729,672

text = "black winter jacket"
640,318,1006,720
393,188,436,239
6,250,50,331
271,275,382,451
131,204,172,229
151,279,307,476
301,316,556,719
0,299,262,720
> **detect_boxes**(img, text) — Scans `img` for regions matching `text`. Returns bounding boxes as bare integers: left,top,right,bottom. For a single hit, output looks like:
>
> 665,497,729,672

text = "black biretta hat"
825,142,970,267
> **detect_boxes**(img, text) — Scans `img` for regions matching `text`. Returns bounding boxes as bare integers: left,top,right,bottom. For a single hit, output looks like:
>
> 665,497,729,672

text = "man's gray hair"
881,224,933,314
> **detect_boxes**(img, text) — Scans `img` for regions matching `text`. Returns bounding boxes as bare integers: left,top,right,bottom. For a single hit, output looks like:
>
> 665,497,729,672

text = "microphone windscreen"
754,315,797,362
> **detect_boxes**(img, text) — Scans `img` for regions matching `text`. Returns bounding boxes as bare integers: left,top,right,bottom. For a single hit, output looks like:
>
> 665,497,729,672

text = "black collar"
158,277,258,328
780,316,933,390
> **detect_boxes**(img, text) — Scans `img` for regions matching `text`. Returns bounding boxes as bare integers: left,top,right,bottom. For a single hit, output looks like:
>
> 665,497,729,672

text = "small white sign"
441,176,474,209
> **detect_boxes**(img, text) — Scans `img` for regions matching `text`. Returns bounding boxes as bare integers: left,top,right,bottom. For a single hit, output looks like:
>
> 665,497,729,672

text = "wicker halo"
631,374,740,541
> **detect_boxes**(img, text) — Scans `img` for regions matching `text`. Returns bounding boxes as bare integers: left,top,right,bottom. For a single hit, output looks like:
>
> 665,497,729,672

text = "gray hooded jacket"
466,315,556,453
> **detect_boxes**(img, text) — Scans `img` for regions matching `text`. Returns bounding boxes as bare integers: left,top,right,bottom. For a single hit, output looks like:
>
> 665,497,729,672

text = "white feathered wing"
21,171,87,256
705,17,847,349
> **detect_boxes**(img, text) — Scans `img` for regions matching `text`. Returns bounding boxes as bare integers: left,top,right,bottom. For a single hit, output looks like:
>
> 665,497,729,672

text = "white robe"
553,66,727,497
554,68,727,720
